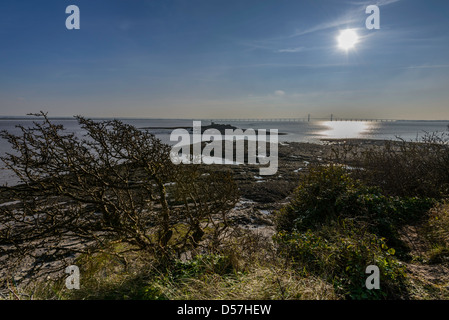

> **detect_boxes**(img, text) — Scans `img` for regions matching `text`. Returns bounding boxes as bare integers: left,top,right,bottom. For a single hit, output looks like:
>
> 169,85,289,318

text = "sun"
337,29,359,51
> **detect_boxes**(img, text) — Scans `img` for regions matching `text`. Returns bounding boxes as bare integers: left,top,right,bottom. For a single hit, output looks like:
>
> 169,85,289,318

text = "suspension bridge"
203,115,398,123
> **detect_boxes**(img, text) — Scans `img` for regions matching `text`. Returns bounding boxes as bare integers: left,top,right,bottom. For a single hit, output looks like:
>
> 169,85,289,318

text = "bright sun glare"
321,121,371,139
337,29,359,50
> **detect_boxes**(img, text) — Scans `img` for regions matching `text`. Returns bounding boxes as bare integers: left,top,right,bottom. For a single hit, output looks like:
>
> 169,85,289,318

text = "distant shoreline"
139,123,289,135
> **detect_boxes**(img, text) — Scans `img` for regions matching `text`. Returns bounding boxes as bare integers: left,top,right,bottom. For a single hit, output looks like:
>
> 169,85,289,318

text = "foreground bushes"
274,165,434,299
352,133,449,198
276,166,434,244
2,119,448,300
60,165,442,301
274,220,406,299
0,113,238,281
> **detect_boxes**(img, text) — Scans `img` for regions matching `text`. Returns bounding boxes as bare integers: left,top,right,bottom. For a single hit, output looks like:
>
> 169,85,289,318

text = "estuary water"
1,118,448,185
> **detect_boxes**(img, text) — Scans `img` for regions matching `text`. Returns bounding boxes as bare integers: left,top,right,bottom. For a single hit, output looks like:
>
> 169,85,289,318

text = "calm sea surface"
1,118,448,185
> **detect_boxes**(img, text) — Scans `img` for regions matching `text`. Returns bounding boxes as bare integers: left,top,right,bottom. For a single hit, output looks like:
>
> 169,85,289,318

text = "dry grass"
398,202,449,300
425,203,449,248
156,265,340,300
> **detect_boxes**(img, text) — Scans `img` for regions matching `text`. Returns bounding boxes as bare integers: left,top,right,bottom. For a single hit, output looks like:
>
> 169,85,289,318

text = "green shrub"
275,165,434,252
272,165,438,299
274,219,407,299
275,165,357,232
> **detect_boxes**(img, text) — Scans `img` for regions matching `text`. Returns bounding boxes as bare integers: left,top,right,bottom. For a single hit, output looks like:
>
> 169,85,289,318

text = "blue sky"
1,0,448,119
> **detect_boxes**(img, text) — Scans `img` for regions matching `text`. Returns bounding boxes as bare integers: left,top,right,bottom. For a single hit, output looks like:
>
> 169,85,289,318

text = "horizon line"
1,115,449,122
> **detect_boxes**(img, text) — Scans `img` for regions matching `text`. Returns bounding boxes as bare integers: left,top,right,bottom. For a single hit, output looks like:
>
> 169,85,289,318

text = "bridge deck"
202,118,398,122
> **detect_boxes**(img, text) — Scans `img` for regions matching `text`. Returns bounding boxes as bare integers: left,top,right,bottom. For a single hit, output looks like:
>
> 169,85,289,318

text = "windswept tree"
0,112,238,279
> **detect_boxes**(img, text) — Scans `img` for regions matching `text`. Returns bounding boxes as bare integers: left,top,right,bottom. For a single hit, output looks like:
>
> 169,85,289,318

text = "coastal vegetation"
0,114,448,300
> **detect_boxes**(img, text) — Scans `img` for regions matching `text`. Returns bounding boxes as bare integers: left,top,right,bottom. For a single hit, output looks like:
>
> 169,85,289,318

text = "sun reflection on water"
319,121,376,139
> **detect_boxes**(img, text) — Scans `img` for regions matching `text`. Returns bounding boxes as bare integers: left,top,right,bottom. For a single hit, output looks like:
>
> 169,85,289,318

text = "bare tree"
0,112,238,280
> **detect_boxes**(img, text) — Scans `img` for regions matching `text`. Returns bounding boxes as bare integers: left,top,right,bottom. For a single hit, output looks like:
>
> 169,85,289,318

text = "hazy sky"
1,0,449,119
